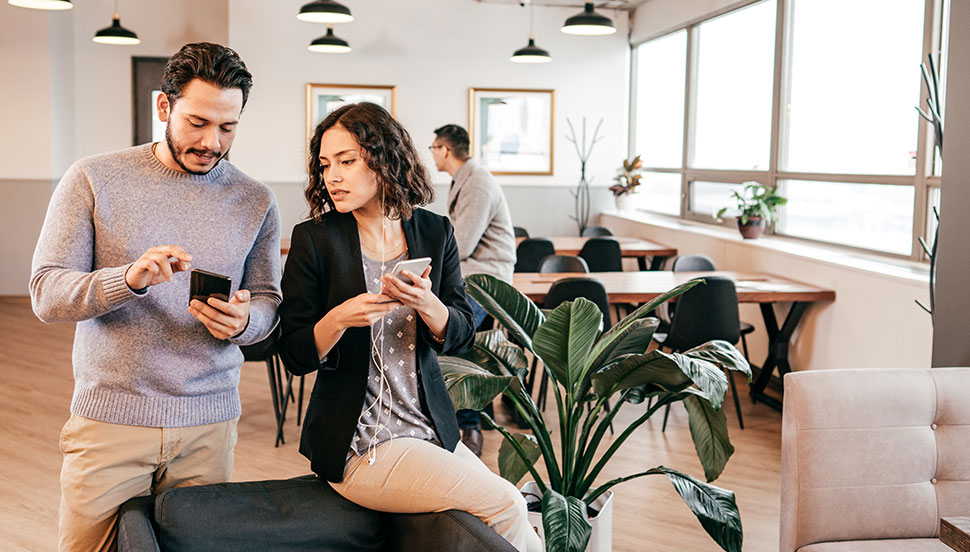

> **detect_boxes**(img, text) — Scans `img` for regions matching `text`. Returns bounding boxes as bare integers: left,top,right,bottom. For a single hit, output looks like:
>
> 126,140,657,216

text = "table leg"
750,301,810,412
647,256,668,271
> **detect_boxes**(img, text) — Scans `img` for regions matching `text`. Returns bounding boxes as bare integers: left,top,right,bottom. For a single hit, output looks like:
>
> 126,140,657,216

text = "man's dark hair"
433,124,470,161
160,42,253,109
307,102,434,222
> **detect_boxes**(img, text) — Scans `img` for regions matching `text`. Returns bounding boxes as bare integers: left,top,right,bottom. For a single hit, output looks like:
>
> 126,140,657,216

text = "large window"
630,0,945,260
691,0,776,171
780,0,924,175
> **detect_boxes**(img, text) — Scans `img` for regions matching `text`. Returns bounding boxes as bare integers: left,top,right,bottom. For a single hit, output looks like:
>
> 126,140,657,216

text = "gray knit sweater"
29,144,282,428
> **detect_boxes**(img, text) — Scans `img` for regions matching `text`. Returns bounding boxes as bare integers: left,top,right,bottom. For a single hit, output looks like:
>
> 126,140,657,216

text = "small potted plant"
608,155,642,213
716,182,787,239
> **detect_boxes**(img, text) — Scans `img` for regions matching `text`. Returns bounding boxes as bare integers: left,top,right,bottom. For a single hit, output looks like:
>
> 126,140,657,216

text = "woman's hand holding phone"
328,292,402,329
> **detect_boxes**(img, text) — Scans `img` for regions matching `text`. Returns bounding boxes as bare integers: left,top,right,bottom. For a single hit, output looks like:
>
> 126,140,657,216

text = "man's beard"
165,124,229,175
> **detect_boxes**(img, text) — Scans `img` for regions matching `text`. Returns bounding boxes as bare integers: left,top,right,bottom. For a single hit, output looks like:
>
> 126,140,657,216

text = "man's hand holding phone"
189,288,251,340
125,245,192,290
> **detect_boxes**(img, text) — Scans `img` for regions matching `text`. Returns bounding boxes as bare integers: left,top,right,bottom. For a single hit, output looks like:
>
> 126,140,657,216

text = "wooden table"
942,518,970,552
513,271,836,411
516,236,677,270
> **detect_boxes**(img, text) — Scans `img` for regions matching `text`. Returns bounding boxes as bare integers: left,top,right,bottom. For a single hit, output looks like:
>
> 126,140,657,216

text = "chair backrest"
781,368,970,551
663,276,740,351
513,226,530,238
578,238,623,272
580,226,613,237
544,277,612,331
538,255,589,274
671,254,716,272
515,238,556,273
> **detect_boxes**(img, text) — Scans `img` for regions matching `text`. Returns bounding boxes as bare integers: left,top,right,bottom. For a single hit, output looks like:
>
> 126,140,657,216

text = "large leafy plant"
440,275,751,552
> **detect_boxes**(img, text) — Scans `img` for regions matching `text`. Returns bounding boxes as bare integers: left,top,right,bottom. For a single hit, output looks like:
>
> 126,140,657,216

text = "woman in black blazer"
278,103,540,552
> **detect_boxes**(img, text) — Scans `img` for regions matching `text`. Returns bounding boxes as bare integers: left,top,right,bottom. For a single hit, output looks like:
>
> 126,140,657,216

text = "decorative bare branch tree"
565,117,604,236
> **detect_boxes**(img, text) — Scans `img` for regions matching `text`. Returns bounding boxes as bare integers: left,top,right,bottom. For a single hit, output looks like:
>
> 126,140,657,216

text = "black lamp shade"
309,27,351,54
298,0,353,24
562,2,616,35
93,16,140,45
511,38,551,63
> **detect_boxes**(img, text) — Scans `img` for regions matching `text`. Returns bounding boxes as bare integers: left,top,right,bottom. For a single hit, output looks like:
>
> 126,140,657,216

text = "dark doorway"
131,56,169,146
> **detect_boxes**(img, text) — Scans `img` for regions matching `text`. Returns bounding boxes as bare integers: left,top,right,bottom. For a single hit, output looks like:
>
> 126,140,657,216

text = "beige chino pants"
57,414,238,552
330,438,543,552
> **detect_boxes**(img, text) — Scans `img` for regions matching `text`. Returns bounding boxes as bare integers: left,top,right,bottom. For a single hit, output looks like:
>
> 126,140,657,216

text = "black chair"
654,276,745,430
580,226,613,237
578,238,623,272
513,226,530,238
538,254,589,274
531,278,613,433
669,254,755,361
240,325,303,446
514,238,555,273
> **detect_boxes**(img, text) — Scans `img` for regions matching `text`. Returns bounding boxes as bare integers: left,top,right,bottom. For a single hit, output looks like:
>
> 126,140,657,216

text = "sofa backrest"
781,368,970,551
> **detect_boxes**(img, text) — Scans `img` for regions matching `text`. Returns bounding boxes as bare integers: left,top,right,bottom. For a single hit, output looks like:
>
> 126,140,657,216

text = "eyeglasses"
428,144,447,152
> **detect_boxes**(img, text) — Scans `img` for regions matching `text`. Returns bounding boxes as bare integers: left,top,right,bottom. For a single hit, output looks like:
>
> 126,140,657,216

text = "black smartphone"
189,269,232,306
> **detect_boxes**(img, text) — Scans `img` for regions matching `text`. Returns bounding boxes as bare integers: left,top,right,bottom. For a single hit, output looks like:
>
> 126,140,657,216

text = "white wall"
602,213,933,372
228,0,630,235
0,0,629,294
0,0,228,295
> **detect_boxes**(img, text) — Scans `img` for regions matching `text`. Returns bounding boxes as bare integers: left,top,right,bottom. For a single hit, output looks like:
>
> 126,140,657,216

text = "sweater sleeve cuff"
229,297,278,346
102,264,143,306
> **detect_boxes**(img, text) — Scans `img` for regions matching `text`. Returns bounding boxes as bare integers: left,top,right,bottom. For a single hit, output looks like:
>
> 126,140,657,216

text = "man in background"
30,42,281,552
430,124,516,456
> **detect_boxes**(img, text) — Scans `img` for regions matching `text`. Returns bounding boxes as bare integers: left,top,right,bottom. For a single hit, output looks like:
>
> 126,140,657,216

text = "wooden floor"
0,296,783,551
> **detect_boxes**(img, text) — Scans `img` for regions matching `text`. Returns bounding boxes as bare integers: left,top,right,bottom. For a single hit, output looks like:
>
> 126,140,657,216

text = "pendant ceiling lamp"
561,2,616,36
93,0,140,45
8,0,72,10
309,25,351,54
297,0,353,24
511,1,550,64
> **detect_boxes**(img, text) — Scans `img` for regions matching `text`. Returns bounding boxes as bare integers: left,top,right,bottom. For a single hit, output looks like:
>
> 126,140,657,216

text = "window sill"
601,210,930,285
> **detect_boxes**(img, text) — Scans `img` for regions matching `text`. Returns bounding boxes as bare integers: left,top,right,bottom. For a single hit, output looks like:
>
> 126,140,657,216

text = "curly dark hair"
306,102,434,221
161,42,253,109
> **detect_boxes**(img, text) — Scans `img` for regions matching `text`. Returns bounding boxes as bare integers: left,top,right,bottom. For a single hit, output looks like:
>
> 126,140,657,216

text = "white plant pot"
614,193,634,213
520,481,614,552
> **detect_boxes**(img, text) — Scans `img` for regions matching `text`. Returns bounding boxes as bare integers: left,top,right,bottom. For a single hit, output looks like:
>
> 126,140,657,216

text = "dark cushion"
154,476,383,552
118,475,518,552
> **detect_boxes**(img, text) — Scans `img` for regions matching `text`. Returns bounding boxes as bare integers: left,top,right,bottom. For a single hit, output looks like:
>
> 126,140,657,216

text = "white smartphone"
389,257,432,285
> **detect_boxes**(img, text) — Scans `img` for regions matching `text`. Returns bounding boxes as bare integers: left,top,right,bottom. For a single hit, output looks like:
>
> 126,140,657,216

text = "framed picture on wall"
468,87,554,175
305,83,397,145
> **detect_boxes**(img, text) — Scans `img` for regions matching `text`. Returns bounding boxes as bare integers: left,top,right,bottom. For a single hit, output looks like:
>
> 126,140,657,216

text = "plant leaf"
475,328,530,380
683,392,734,482
659,467,743,552
465,274,545,353
684,341,752,381
589,350,692,398
439,355,514,411
533,298,603,396
498,433,542,485
587,317,659,371
541,488,592,552
586,280,702,372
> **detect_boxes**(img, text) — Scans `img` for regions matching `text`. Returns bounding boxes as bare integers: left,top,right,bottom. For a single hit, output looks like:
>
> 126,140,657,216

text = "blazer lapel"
402,215,422,261
339,212,367,297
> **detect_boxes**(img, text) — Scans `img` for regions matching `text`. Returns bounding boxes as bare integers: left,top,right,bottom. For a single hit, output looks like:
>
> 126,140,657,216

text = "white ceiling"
474,0,652,10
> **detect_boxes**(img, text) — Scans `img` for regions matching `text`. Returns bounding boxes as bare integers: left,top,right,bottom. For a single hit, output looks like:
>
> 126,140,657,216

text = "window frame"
628,0,947,262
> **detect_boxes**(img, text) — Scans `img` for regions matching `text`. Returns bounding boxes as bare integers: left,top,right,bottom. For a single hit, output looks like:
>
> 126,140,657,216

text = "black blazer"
278,208,475,482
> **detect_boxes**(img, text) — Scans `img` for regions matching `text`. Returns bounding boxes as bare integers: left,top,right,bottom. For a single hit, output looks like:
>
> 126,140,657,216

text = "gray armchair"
117,475,516,552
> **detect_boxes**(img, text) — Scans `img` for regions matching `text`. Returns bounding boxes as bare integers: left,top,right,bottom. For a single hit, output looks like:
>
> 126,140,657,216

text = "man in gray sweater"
29,43,281,552
431,124,516,456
